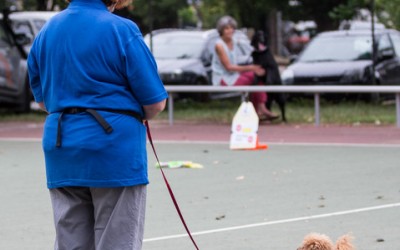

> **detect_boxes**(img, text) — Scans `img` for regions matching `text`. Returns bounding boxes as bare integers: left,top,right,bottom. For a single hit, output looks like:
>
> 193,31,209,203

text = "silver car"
144,29,253,100
0,11,57,112
9,11,58,40
144,29,253,86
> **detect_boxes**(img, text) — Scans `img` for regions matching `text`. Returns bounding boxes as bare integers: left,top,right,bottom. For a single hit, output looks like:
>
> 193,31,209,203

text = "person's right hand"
253,65,265,76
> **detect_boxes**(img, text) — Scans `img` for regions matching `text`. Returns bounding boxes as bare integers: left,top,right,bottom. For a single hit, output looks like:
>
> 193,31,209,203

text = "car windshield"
33,19,47,31
147,33,204,59
298,35,373,62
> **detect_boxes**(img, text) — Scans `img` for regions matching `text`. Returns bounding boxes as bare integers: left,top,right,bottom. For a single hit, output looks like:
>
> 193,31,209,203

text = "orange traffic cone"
246,136,268,150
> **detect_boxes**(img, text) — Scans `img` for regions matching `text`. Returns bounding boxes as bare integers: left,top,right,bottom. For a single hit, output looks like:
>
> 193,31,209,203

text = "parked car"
9,11,58,37
0,10,57,112
144,29,253,100
281,28,400,99
338,20,385,31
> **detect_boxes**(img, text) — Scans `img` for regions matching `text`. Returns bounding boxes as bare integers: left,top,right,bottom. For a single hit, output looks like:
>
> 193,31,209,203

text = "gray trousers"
49,185,147,250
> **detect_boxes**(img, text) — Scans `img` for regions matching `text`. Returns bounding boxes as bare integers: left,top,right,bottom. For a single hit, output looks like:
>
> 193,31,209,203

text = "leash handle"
145,121,200,250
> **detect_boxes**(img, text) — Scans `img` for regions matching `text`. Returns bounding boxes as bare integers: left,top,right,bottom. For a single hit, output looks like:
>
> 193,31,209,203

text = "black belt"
56,108,143,147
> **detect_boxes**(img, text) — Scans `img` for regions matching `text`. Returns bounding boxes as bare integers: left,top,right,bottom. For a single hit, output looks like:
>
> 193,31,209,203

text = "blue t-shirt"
28,0,168,188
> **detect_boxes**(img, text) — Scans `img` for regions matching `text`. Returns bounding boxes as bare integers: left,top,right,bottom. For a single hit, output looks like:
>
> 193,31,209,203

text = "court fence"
164,85,400,128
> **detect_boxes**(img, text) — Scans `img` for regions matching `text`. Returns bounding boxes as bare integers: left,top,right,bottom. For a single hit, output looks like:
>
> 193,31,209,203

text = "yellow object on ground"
155,161,204,169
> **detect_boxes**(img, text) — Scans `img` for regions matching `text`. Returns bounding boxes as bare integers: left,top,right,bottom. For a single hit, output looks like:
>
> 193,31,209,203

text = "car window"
377,34,392,53
12,21,34,37
376,33,396,60
150,33,205,59
33,19,47,32
298,35,373,62
389,33,400,56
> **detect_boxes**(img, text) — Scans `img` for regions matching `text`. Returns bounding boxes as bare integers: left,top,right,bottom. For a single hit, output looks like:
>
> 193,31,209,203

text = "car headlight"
160,69,184,81
173,68,183,75
170,69,183,80
281,69,294,85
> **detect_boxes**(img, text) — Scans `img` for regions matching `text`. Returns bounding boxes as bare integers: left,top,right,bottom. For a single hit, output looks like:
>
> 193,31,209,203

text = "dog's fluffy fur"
297,233,355,250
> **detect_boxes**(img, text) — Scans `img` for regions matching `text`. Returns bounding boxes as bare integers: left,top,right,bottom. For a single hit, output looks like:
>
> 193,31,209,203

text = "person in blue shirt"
27,0,167,249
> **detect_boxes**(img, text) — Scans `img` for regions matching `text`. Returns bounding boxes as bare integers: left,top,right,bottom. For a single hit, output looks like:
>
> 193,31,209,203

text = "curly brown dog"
297,233,355,250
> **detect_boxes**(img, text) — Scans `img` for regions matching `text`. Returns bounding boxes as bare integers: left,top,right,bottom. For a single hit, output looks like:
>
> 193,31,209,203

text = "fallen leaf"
215,215,225,220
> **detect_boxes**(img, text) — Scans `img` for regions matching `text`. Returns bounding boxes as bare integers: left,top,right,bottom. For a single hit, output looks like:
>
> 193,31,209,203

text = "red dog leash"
145,121,200,250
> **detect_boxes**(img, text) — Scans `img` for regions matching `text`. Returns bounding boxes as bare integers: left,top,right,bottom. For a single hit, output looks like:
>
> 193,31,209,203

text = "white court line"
144,203,400,242
266,142,400,148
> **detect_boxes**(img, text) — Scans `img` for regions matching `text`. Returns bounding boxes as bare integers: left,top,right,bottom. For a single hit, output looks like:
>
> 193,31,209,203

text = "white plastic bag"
229,101,259,150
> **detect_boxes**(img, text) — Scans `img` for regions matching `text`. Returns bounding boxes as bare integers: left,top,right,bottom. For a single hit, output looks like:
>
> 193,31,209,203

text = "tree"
8,0,400,33
329,0,368,21
376,0,400,29
200,0,287,30
131,0,188,33
328,0,400,29
285,0,349,31
18,0,68,10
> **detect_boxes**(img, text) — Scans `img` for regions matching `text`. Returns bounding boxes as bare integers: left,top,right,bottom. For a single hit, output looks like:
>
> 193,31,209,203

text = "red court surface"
1,120,400,145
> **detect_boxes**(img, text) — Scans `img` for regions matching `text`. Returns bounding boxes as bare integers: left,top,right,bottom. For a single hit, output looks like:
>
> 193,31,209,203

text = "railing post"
168,93,174,126
314,93,320,127
241,92,249,102
396,93,400,128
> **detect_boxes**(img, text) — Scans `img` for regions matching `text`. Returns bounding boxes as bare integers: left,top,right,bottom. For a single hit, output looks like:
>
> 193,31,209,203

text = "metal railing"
164,85,400,128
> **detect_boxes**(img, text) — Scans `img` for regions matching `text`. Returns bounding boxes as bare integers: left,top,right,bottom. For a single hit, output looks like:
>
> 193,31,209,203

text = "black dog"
251,30,287,122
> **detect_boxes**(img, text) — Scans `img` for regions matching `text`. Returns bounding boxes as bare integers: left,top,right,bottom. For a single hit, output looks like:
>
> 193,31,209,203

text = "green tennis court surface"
1,140,399,250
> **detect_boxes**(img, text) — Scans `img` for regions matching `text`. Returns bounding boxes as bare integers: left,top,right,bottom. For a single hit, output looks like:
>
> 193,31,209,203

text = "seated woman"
211,15,279,120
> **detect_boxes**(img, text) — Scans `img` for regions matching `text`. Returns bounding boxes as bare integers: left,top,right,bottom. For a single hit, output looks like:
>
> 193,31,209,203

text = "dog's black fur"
251,30,287,122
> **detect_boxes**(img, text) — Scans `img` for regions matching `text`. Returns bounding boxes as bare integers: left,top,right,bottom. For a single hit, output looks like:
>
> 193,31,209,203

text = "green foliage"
22,0,38,10
288,0,348,31
0,99,395,125
376,0,400,29
14,0,400,33
154,98,396,125
201,0,287,29
0,110,47,122
328,0,400,30
199,0,226,29
329,0,367,21
132,0,188,33
178,6,197,27
131,0,288,32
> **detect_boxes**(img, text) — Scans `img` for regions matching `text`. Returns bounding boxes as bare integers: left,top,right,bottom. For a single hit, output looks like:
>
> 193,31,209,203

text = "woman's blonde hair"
115,0,131,10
